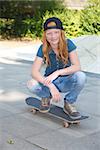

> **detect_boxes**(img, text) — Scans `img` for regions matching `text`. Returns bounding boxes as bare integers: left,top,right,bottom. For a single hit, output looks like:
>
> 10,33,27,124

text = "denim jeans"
27,71,86,104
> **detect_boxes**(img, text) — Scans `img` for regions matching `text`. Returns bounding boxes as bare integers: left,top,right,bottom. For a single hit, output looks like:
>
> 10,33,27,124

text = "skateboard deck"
25,97,89,127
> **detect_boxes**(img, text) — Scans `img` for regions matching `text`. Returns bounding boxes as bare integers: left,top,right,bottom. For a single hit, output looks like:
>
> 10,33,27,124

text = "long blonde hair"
42,30,68,65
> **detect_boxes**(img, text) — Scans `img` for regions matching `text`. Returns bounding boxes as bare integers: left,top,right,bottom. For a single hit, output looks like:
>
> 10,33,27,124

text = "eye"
47,32,51,36
55,31,59,34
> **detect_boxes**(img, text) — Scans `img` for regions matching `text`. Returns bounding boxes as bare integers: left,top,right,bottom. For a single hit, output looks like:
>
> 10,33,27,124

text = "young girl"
27,17,86,119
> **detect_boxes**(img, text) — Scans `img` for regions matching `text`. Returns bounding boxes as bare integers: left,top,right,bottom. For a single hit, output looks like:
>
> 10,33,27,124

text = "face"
45,29,61,46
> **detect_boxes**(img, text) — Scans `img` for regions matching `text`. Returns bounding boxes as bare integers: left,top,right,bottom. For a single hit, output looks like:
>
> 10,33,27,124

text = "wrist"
47,83,54,88
58,69,63,76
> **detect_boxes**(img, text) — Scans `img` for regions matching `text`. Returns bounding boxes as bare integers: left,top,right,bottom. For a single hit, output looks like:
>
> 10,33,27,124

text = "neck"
51,44,58,51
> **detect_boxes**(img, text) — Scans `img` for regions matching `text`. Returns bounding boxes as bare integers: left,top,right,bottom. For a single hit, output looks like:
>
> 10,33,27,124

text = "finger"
44,78,51,84
53,95,59,103
44,81,51,87
56,95,61,102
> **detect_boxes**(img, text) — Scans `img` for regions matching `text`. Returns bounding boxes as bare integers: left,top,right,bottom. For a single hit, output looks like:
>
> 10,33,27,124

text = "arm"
32,56,61,102
43,51,81,84
58,50,81,76
43,51,80,101
31,56,45,84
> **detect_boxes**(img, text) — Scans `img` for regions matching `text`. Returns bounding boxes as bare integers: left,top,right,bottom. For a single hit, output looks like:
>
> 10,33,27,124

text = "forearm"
31,71,45,84
59,65,81,76
32,71,58,93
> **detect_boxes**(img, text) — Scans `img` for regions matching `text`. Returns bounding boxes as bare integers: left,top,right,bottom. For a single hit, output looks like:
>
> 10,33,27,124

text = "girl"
27,17,86,119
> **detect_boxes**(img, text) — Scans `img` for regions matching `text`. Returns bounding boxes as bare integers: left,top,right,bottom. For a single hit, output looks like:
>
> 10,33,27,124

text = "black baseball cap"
43,17,64,31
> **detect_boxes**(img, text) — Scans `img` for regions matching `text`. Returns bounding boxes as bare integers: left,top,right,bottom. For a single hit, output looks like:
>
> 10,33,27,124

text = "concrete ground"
0,36,100,150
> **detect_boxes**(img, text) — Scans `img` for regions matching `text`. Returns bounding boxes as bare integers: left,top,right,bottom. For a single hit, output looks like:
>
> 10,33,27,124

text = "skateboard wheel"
63,121,69,128
76,122,80,125
74,121,80,125
31,108,37,114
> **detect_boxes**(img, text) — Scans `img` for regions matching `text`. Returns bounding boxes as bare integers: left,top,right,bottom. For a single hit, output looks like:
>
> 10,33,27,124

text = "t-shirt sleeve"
36,44,43,58
67,39,77,53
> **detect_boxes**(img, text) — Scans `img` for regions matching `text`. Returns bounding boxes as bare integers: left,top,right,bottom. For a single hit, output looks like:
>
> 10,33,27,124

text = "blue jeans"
28,71,86,104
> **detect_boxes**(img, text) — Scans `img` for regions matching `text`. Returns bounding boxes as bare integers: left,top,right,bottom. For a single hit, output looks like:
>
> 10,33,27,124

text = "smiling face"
45,29,61,47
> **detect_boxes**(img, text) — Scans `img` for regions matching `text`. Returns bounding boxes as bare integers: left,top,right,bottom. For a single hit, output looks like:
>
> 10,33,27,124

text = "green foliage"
0,19,14,38
80,0,100,35
0,0,65,39
22,17,43,38
0,0,99,39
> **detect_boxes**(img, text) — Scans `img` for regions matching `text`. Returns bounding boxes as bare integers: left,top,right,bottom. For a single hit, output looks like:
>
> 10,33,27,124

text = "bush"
0,0,65,39
0,0,99,40
80,0,100,35
0,19,14,38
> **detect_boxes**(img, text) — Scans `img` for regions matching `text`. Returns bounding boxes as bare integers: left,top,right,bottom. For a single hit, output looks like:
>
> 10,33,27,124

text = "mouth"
51,39,58,42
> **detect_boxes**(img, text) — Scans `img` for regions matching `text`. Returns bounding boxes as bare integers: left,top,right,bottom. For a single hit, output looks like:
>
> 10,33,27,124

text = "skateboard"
25,97,89,128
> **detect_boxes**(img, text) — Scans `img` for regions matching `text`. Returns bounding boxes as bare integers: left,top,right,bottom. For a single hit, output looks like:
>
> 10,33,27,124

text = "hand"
48,83,61,102
43,70,60,86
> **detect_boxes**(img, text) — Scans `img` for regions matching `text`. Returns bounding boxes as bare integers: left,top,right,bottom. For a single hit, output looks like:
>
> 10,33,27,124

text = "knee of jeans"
27,79,39,91
75,71,86,86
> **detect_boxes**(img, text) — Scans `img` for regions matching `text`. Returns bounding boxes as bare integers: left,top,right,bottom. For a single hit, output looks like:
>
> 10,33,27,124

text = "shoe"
63,101,81,119
39,97,51,113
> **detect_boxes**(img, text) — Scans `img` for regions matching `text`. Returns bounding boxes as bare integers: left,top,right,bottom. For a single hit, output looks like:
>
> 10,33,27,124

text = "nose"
51,33,56,39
